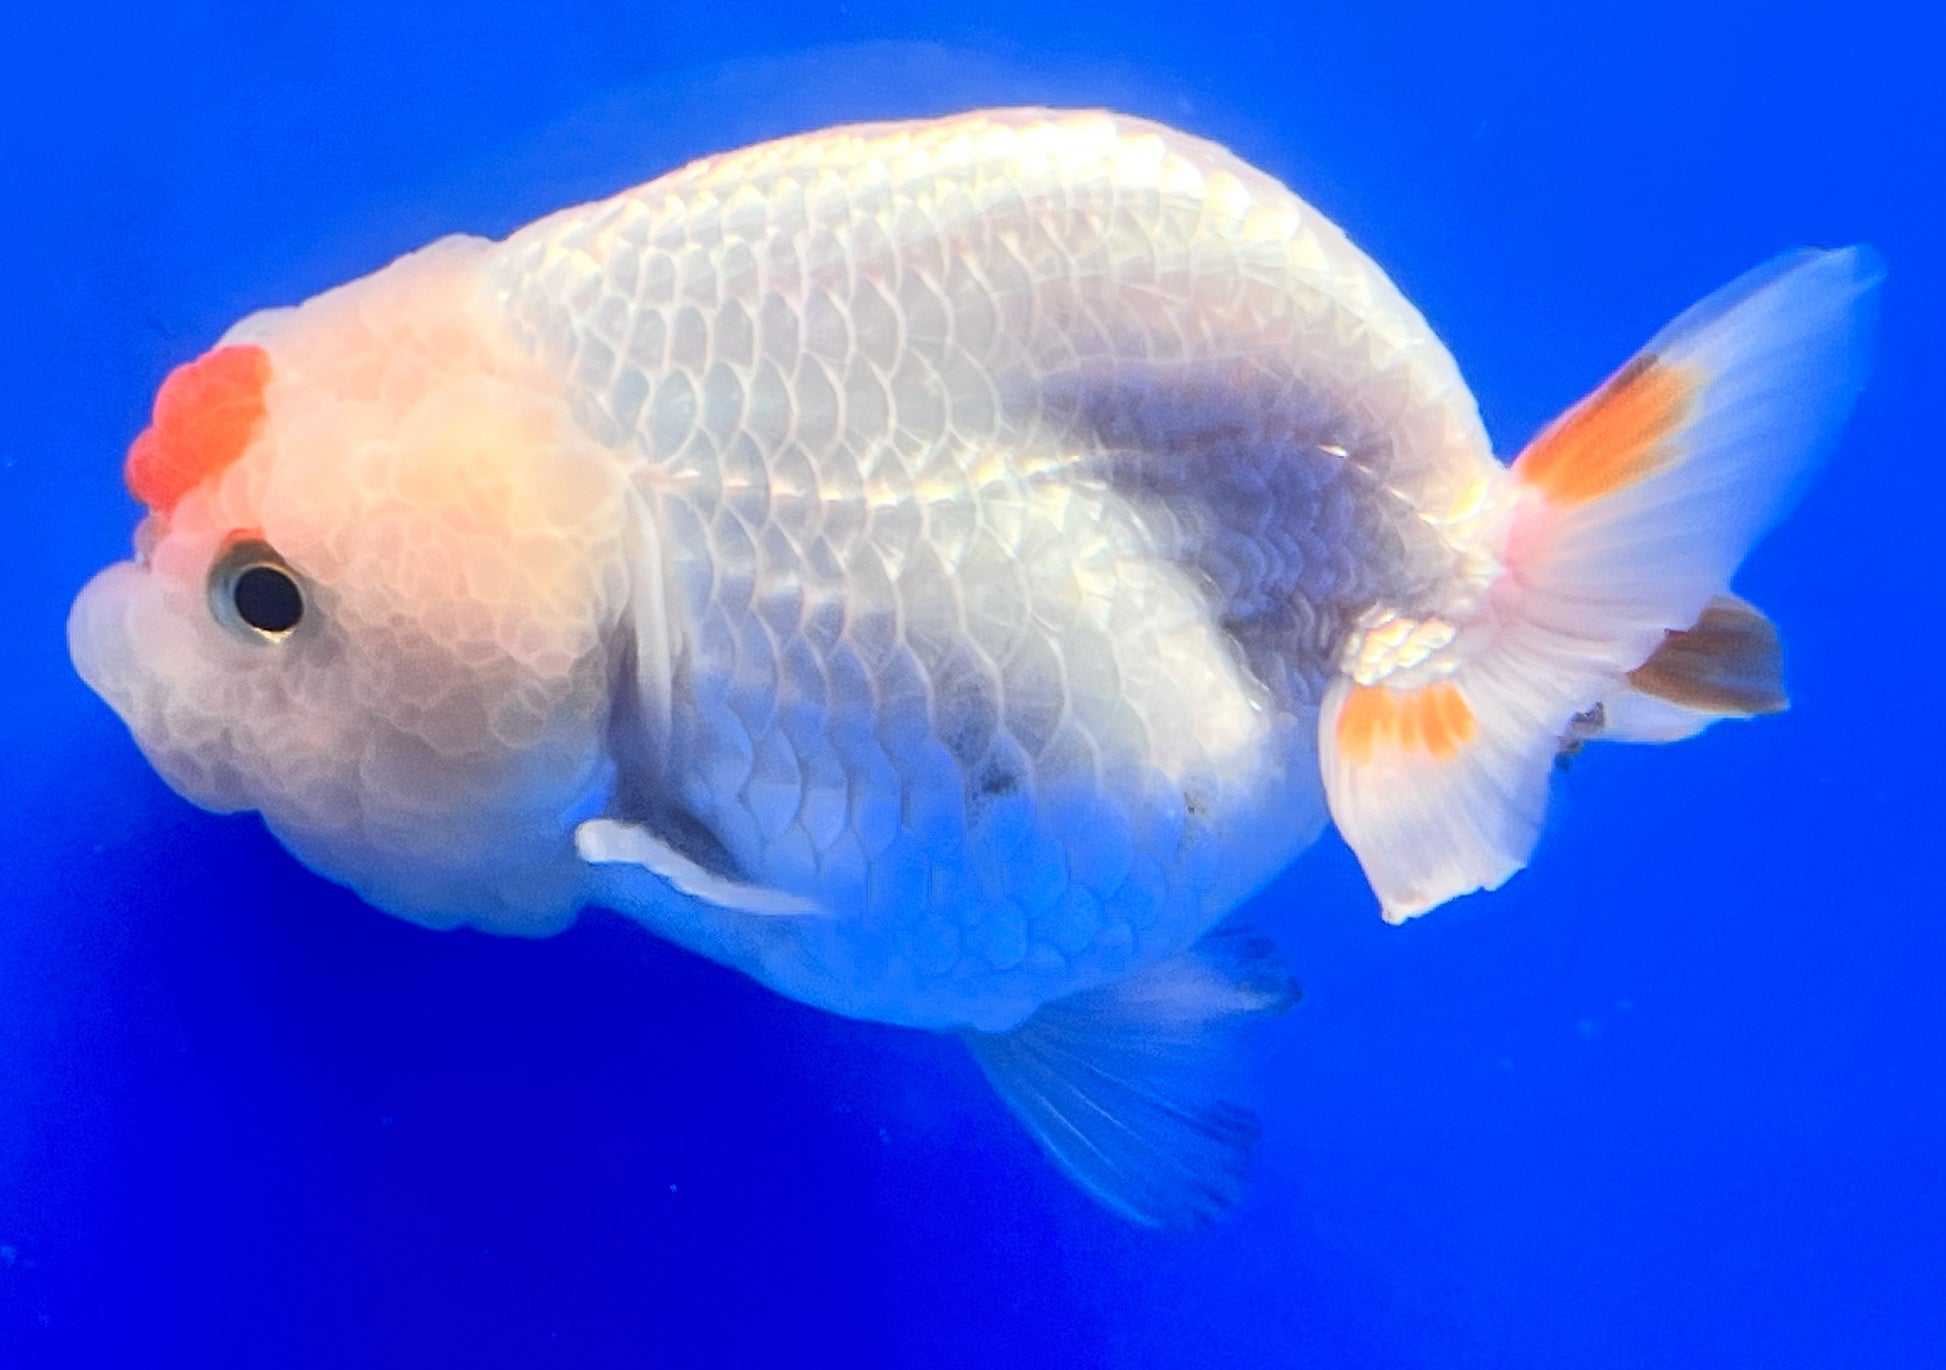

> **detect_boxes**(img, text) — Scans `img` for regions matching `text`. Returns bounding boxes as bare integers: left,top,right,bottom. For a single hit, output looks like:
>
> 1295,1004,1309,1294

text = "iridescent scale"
485,110,1505,1026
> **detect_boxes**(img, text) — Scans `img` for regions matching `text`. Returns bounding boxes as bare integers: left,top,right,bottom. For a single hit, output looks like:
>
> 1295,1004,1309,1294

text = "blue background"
3,3,1940,1365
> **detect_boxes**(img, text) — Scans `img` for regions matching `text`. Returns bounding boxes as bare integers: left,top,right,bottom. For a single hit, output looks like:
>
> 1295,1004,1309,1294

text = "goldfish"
68,109,1879,1226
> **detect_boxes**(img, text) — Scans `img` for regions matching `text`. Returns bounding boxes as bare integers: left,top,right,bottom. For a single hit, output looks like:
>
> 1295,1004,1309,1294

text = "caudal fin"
1321,246,1882,922
1601,593,1788,743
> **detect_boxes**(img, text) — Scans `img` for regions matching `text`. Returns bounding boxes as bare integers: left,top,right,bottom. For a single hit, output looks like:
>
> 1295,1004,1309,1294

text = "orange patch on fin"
1514,353,1696,505
1335,681,1477,767
124,345,273,514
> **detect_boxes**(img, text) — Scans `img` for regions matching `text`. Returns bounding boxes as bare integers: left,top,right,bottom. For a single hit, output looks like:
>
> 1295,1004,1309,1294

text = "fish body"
70,110,1879,1222
487,110,1504,1030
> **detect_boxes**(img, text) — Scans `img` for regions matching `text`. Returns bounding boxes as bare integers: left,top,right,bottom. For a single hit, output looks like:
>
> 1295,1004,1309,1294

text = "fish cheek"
224,353,628,920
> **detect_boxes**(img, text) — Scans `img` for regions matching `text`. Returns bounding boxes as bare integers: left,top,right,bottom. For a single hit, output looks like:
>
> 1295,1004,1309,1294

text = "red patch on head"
124,345,273,514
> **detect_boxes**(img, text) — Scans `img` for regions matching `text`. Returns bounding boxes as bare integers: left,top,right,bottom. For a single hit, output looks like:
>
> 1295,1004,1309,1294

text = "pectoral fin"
574,817,821,917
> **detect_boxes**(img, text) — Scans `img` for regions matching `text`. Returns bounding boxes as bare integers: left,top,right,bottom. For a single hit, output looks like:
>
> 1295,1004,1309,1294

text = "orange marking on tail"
124,345,273,514
1514,353,1696,506
1337,681,1477,767
1336,685,1387,766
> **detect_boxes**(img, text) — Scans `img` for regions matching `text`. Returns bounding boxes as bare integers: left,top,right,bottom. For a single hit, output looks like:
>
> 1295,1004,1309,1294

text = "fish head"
68,238,635,933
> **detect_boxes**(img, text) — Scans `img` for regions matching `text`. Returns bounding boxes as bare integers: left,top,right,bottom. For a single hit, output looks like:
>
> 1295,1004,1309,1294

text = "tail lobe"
1321,246,1882,922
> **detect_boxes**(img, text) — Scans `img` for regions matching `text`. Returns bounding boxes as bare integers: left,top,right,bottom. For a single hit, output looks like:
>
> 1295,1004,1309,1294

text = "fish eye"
208,537,305,641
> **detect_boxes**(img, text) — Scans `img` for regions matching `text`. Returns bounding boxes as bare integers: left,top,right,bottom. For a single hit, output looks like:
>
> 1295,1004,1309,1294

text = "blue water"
4,3,1940,1365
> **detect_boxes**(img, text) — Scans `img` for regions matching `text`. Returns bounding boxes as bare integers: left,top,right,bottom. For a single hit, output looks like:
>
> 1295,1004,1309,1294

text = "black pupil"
233,565,303,634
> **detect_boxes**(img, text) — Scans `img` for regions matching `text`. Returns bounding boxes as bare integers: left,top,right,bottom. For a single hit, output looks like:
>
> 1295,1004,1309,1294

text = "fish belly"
485,109,1502,1028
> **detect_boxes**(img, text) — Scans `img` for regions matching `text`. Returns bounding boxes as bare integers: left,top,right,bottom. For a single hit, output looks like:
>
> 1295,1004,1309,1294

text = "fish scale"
485,109,1496,1027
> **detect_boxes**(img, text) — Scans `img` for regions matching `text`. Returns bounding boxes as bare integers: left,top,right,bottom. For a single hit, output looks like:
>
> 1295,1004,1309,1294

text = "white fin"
574,817,821,916
1600,593,1787,743
1322,247,1881,922
963,927,1297,1228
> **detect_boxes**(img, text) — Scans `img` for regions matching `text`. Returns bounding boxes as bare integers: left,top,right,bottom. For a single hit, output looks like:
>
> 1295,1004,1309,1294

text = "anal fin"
963,927,1297,1228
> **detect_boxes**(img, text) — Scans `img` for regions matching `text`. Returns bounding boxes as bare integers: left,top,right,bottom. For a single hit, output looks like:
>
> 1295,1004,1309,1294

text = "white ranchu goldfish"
69,109,1878,1224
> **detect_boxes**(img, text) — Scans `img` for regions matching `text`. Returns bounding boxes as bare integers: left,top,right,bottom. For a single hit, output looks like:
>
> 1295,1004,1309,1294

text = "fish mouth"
67,559,253,817
67,561,146,721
